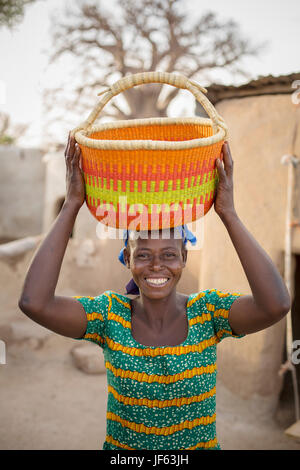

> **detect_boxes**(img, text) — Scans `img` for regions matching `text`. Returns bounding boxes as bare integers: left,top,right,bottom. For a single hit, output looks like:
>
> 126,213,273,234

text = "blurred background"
0,0,300,450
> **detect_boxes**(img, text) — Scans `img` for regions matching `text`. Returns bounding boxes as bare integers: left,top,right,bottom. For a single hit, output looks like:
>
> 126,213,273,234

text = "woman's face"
123,231,187,299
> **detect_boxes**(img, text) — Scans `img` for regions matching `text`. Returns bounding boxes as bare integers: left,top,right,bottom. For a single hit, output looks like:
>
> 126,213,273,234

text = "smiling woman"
18,135,291,450
120,228,190,347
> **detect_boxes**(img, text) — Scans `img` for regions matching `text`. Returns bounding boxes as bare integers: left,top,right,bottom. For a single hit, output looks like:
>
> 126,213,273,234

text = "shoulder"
73,290,114,314
186,289,242,312
102,290,132,314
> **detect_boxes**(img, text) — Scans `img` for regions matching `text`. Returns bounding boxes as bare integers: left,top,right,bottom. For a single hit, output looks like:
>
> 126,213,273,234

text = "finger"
71,144,79,164
223,142,234,175
215,156,226,180
72,144,82,169
64,133,71,158
68,135,76,157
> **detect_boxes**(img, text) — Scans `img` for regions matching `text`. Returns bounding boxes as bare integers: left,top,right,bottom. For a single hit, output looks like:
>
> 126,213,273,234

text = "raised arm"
214,142,291,335
18,135,88,338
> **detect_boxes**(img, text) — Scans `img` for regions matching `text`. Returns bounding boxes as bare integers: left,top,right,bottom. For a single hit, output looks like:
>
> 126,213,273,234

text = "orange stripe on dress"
105,335,218,357
87,312,104,322
106,411,216,436
214,308,229,319
105,435,135,450
185,437,219,450
105,361,217,384
215,329,233,341
84,332,104,344
189,312,212,326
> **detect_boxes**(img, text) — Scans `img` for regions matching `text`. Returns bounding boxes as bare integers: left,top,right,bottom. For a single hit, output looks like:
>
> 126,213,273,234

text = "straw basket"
71,71,227,230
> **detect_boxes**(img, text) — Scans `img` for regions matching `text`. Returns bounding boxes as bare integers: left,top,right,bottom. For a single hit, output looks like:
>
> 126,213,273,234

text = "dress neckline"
128,293,193,349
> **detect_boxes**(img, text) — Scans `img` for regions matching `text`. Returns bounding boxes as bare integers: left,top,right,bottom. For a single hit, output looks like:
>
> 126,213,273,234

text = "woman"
18,135,291,450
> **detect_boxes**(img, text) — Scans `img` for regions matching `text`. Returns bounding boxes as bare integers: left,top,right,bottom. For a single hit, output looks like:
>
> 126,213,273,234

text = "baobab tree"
44,0,261,148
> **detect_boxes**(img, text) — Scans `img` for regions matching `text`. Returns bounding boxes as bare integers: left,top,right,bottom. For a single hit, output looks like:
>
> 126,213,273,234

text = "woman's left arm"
214,142,291,335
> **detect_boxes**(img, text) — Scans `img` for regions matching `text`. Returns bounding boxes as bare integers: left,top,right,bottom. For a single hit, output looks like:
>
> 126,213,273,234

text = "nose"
150,253,163,270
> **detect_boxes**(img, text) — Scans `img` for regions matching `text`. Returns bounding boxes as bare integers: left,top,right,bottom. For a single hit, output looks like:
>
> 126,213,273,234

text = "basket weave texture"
72,72,227,230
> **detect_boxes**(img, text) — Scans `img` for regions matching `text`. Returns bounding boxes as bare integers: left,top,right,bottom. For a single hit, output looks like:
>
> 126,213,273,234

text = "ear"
123,247,130,268
182,246,188,266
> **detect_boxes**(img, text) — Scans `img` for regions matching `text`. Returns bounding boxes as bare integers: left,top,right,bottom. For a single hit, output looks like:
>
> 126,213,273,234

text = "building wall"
0,146,45,242
199,94,299,412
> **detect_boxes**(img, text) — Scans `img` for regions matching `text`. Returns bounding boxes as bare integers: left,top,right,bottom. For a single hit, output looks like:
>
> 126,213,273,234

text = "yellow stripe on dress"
187,292,206,307
110,292,131,309
189,312,212,326
185,437,219,450
87,312,104,322
108,311,131,329
105,335,218,357
216,329,233,341
105,435,135,450
104,291,112,312
214,308,229,319
73,295,95,300
107,411,216,436
206,303,215,312
84,332,105,345
107,384,216,408
105,434,218,450
105,361,217,384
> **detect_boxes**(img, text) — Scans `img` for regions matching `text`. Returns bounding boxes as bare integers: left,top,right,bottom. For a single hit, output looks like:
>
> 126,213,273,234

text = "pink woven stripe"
81,159,215,183
83,166,216,190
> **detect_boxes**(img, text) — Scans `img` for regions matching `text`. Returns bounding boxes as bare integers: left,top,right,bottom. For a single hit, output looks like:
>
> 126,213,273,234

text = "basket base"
86,198,214,230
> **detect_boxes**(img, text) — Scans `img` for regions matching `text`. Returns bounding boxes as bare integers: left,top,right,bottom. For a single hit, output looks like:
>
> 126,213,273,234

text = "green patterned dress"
73,288,245,450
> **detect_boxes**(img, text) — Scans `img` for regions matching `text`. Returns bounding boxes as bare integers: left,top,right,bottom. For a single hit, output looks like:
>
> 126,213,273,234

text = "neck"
134,290,180,329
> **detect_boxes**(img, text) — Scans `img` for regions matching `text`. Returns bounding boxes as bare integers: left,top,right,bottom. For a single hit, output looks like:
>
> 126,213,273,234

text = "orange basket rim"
75,116,226,151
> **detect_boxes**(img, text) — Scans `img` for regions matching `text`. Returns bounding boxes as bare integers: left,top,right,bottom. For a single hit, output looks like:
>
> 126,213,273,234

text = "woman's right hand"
64,133,85,210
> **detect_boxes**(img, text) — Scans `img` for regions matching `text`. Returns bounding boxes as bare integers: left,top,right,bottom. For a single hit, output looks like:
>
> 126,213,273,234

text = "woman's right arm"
18,135,88,339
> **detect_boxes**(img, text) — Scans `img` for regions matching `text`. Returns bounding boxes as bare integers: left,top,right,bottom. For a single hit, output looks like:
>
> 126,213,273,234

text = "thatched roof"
199,72,300,106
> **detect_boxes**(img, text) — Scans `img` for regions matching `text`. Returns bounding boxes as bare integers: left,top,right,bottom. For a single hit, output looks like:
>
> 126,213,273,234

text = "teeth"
146,278,168,285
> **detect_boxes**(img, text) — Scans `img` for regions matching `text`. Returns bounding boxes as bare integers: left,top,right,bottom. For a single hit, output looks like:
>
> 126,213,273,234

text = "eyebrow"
135,246,180,251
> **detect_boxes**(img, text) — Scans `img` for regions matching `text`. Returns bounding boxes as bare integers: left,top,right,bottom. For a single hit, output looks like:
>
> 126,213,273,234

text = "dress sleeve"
72,291,110,348
205,289,246,342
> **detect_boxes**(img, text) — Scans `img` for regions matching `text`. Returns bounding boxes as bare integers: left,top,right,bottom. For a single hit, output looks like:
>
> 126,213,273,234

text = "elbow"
280,301,291,317
279,292,292,316
18,296,44,318
269,299,291,320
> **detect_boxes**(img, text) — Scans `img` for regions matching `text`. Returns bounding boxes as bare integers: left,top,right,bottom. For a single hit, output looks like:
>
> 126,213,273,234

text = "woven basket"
71,71,227,230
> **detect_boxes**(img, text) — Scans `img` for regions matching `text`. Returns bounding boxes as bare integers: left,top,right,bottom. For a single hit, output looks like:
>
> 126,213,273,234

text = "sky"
0,0,299,147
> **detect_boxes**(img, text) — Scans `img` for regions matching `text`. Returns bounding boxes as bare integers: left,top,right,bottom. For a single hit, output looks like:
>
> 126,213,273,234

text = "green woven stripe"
87,172,215,193
85,173,217,212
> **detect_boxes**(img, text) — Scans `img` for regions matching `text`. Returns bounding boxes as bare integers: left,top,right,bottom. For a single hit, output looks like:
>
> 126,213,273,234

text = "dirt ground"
1,332,300,451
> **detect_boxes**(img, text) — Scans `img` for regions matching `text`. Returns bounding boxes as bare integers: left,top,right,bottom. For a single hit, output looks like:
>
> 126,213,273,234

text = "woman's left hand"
214,141,237,221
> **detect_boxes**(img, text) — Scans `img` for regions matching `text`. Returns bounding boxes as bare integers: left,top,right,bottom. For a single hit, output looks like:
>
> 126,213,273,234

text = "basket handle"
71,71,226,136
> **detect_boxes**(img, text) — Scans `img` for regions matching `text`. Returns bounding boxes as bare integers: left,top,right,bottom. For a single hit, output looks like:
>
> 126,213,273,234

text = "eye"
164,252,176,258
136,252,149,259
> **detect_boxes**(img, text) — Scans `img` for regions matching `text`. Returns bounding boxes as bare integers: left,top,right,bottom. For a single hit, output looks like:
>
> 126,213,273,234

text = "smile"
144,278,170,287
